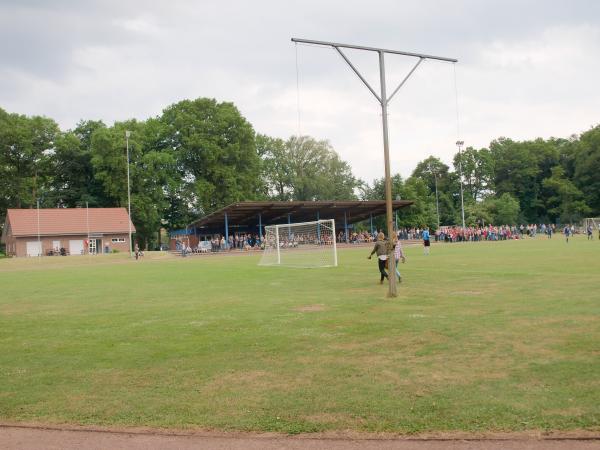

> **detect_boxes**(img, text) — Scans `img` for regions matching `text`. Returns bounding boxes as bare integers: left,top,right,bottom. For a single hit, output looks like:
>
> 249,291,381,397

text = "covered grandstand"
170,200,413,250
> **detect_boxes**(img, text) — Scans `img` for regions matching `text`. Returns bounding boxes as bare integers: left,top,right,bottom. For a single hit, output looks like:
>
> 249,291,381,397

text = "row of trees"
1,97,599,249
0,99,360,248
404,130,600,228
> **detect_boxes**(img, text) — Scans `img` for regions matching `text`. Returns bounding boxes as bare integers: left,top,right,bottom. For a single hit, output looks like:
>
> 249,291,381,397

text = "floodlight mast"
291,38,457,298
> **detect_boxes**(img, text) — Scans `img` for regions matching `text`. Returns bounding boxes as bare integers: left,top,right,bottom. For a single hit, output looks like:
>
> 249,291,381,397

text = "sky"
1,0,599,182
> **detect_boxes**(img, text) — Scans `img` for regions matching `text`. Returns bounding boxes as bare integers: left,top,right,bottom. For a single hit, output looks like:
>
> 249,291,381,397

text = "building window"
111,238,126,243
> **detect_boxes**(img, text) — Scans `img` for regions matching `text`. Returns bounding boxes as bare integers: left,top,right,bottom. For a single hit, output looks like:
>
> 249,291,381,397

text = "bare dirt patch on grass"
293,304,328,312
449,290,484,296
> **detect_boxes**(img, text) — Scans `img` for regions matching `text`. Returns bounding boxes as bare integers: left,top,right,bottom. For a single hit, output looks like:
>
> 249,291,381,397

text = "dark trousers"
378,258,389,281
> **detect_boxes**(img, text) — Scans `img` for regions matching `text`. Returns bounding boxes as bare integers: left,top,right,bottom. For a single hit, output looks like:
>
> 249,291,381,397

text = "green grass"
0,237,599,433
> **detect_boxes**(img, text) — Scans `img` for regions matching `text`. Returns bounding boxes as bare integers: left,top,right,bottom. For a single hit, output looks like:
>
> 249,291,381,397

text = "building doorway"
88,238,102,255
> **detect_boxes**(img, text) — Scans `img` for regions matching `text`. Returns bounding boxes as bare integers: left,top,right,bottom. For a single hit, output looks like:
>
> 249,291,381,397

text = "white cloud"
0,0,599,184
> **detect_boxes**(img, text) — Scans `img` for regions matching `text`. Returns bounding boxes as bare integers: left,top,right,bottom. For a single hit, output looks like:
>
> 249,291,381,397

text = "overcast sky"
1,0,599,182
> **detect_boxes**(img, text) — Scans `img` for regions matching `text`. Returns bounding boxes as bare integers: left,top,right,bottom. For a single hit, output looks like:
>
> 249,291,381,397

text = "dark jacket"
370,240,388,257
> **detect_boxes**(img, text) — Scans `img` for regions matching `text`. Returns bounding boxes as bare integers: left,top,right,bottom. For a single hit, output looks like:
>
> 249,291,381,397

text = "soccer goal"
583,218,600,231
258,219,338,268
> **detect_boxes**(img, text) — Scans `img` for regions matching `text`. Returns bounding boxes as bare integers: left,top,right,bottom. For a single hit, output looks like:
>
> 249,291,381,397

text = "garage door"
26,241,42,257
69,240,84,255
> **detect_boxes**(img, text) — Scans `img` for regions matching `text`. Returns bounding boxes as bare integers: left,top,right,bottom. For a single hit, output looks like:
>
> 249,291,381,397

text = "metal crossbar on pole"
292,37,457,298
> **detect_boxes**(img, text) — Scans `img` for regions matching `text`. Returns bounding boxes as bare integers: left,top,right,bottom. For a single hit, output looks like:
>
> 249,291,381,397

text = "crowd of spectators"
433,223,572,242
337,224,577,245
175,233,263,255
175,222,584,256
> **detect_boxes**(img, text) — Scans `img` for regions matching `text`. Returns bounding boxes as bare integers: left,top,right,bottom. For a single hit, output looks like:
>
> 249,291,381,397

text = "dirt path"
1,425,599,450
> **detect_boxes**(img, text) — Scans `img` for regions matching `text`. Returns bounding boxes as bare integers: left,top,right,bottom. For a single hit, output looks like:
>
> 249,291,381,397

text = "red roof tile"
5,208,136,237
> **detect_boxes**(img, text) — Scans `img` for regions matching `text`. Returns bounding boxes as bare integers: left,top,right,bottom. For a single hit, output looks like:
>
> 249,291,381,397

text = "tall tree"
257,134,292,200
90,119,178,248
361,174,437,230
411,155,457,226
573,125,600,216
542,166,590,223
286,136,359,201
49,120,107,207
0,111,58,211
453,146,494,201
159,98,261,215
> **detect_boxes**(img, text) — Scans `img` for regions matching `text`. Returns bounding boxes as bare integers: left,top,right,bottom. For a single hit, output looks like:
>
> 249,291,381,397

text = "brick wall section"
2,208,135,257
13,234,131,257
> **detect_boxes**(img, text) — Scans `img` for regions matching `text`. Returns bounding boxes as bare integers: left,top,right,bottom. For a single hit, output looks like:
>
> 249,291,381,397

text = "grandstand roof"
190,200,414,229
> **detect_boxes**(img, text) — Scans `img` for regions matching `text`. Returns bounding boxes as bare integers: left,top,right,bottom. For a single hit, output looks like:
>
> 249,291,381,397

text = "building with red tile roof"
1,208,135,257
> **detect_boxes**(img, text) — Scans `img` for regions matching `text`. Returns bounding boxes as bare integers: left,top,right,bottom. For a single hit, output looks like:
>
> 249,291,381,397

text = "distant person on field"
135,243,140,260
422,227,431,255
563,225,571,243
587,225,593,240
368,232,389,285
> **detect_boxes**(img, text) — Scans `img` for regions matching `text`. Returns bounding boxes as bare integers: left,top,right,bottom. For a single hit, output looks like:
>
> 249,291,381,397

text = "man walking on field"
564,225,571,243
368,232,389,285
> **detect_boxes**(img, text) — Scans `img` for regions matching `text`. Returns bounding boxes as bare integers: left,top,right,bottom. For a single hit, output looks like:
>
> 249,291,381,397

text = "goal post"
259,219,338,268
583,218,600,232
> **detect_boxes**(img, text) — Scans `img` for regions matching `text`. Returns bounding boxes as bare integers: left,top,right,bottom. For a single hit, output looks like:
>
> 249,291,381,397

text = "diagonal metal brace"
334,46,382,104
387,57,424,104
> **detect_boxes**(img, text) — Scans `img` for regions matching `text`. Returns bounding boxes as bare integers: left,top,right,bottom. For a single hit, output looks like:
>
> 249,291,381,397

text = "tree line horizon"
1,97,599,249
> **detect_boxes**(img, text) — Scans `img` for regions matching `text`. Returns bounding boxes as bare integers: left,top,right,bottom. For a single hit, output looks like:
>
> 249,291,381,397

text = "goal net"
258,219,338,268
583,218,600,232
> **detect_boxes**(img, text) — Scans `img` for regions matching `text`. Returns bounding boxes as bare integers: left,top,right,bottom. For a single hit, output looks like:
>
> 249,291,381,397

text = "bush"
111,249,119,253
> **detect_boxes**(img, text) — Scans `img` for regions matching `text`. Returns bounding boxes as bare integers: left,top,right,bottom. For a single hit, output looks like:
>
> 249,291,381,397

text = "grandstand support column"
258,213,262,238
288,213,291,240
344,211,348,243
317,211,321,241
224,212,229,249
370,213,374,236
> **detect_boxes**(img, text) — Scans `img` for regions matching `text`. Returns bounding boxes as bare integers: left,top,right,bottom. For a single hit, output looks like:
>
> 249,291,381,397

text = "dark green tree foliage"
452,146,494,201
361,174,437,230
490,137,562,222
258,135,359,201
89,119,179,248
0,110,58,210
411,156,457,226
466,193,520,226
257,134,291,201
286,135,359,201
159,98,260,214
50,120,107,207
492,193,521,225
1,99,599,242
542,166,590,223
573,126,600,214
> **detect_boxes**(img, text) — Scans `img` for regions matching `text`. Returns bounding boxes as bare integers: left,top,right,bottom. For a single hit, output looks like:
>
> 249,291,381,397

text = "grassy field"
0,237,599,434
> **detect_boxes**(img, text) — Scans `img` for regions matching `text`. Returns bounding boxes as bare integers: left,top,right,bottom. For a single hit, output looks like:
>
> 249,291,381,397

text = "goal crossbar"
259,219,338,268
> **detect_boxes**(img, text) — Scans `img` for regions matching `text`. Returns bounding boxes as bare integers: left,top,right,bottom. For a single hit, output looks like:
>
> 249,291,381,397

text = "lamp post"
456,140,466,229
37,198,41,258
125,130,133,258
430,165,440,229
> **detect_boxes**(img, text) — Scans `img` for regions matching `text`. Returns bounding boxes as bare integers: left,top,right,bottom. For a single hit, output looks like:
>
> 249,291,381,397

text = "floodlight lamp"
125,131,131,138
456,140,464,146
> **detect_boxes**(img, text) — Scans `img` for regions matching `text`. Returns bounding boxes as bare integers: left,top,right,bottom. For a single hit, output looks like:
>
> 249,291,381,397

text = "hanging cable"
295,42,302,138
453,61,466,229
453,62,461,142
